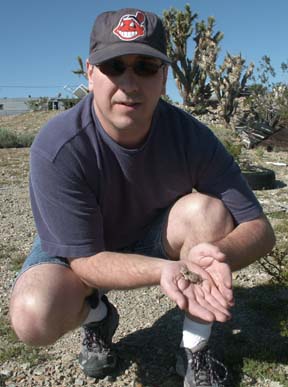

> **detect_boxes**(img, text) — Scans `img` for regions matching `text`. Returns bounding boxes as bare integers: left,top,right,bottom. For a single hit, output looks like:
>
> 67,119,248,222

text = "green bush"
243,56,288,130
221,139,243,163
259,246,288,286
0,128,35,148
206,125,243,163
61,98,80,110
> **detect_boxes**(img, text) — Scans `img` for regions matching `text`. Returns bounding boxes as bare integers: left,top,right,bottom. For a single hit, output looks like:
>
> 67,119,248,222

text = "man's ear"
161,65,169,95
86,59,94,92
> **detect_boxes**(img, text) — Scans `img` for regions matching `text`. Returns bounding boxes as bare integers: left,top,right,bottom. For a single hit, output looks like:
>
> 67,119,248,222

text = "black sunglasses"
96,59,164,77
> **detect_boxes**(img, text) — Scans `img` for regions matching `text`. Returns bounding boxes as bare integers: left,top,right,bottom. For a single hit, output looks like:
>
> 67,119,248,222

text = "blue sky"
1,0,287,102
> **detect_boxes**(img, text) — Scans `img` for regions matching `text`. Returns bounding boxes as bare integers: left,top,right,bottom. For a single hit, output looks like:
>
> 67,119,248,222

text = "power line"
0,85,77,88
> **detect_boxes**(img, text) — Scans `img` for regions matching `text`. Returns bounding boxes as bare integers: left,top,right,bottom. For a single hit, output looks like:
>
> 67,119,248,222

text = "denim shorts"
18,208,171,279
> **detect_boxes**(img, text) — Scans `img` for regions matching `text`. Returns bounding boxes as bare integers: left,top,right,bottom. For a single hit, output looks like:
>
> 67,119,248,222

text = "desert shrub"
206,125,244,163
161,94,175,104
244,83,288,129
61,98,80,109
243,56,288,130
0,128,35,148
25,97,49,111
221,139,242,163
259,247,288,285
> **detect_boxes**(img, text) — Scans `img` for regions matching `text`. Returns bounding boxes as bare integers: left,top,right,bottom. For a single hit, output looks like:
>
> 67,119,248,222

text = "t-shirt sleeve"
29,147,105,258
192,127,263,224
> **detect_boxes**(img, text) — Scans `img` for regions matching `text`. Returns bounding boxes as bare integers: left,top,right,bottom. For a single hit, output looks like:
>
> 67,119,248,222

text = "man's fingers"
160,260,233,323
201,281,228,308
211,285,234,306
192,243,226,262
161,279,187,310
197,257,233,292
187,304,216,322
193,285,231,318
194,286,231,318
201,279,231,308
220,267,233,289
181,282,231,322
185,289,228,323
168,278,218,322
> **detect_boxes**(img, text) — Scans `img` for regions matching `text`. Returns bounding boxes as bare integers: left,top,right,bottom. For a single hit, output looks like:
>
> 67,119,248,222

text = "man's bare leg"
163,192,234,260
162,192,233,383
10,264,92,346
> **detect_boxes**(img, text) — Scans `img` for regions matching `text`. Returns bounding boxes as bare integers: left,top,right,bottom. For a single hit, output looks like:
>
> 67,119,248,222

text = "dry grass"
0,113,288,386
0,110,60,134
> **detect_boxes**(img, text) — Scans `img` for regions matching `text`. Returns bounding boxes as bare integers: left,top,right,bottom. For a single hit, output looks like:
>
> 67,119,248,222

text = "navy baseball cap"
89,8,171,65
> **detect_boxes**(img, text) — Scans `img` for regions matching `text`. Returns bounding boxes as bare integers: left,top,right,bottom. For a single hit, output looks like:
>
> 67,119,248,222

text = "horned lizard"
180,266,203,285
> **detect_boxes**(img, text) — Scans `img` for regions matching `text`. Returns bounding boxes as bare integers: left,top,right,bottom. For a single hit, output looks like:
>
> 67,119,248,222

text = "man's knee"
186,192,233,226
164,192,234,258
172,192,233,232
9,264,90,346
9,287,60,346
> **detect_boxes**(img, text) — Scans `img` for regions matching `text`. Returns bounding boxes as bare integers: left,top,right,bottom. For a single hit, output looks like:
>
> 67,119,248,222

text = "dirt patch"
0,111,60,134
259,127,288,150
0,115,288,386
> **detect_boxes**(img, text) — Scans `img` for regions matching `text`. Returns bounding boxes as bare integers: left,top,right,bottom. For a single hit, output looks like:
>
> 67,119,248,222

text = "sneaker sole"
80,356,118,378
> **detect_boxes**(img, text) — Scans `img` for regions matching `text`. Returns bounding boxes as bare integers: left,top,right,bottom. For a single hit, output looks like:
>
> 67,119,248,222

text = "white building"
0,97,65,116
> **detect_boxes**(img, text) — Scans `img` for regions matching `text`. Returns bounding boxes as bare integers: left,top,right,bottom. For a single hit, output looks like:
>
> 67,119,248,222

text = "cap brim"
89,42,171,65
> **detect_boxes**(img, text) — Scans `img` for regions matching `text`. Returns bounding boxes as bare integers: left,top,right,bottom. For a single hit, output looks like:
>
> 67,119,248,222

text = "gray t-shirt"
30,93,262,258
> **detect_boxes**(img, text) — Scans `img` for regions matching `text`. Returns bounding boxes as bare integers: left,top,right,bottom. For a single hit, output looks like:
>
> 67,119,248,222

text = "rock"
1,147,288,386
33,366,45,376
0,368,12,378
74,378,84,386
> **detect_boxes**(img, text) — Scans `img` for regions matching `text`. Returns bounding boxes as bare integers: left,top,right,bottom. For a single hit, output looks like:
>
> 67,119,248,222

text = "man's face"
87,54,168,148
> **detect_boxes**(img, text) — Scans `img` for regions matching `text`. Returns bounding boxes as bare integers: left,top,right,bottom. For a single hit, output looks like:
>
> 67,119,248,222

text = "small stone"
104,375,114,382
62,354,75,364
74,378,84,386
20,363,31,370
33,366,45,376
0,368,12,377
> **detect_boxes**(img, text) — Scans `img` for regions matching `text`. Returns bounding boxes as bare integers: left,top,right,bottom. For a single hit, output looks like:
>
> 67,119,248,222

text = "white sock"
83,300,108,325
180,316,212,351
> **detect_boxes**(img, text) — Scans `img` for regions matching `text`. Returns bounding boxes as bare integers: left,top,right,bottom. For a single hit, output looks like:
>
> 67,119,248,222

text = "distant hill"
2,109,287,150
0,111,60,134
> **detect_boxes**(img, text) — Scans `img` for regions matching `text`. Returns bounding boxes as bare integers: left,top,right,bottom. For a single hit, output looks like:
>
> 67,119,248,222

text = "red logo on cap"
113,11,145,41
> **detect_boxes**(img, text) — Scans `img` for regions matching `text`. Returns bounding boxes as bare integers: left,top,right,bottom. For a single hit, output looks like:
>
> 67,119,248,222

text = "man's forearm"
215,214,276,272
69,251,166,290
68,243,236,322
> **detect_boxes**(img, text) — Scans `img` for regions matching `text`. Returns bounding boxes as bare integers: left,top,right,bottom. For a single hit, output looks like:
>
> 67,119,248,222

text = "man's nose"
117,68,139,93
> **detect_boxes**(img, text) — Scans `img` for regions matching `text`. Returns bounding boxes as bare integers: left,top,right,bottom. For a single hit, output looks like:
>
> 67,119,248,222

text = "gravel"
1,147,288,387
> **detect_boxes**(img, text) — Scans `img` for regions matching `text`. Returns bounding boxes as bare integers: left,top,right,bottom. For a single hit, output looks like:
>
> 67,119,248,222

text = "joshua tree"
244,56,288,129
72,56,88,79
162,5,223,110
204,52,254,125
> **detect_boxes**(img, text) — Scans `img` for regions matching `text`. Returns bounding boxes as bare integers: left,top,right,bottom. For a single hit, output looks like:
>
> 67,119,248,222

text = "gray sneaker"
176,344,228,387
79,295,119,378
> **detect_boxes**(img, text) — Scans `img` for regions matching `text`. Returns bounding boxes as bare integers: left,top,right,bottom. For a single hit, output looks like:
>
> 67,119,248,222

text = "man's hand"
160,261,232,323
185,243,234,306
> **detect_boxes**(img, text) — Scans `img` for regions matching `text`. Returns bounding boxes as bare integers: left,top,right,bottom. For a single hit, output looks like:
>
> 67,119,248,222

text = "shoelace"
83,326,108,352
192,348,228,386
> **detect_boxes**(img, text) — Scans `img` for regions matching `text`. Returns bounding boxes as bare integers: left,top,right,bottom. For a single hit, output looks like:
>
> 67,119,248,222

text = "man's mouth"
116,101,141,108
